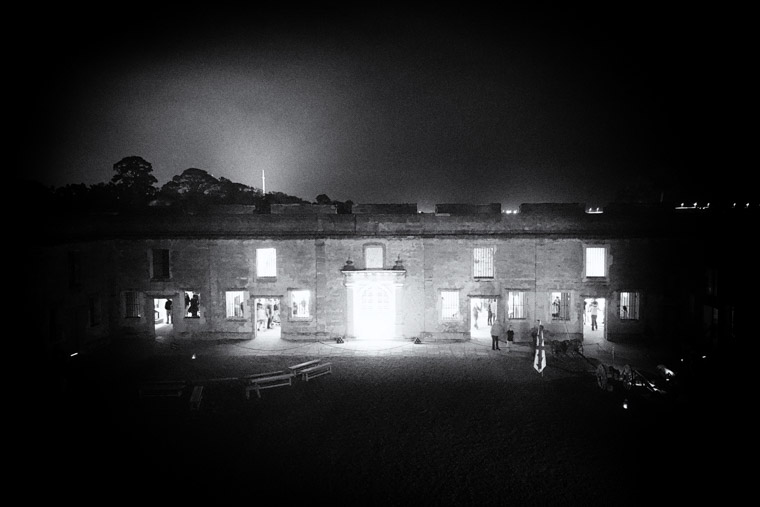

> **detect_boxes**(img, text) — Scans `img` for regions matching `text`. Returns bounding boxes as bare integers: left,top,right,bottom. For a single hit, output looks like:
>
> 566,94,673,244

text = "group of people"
256,300,280,332
488,318,514,350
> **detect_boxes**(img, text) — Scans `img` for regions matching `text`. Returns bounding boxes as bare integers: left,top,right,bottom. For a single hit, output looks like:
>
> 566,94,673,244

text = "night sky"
15,6,752,210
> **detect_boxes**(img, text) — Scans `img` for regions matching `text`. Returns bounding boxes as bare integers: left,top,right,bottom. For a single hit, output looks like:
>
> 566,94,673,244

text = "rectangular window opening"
441,290,460,321
151,249,171,279
507,291,525,320
551,292,571,321
257,248,277,278
125,291,141,318
620,292,640,320
586,247,606,277
473,247,494,278
226,291,246,318
185,291,201,318
291,290,311,318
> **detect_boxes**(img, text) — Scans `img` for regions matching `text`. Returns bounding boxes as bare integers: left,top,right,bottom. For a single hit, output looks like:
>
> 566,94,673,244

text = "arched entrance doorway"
342,269,406,340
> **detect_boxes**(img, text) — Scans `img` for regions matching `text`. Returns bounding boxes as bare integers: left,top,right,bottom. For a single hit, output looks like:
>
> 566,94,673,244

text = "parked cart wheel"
596,364,608,391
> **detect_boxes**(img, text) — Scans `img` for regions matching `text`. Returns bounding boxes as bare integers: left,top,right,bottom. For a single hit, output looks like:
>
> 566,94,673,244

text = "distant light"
623,399,628,409
70,352,78,357
192,354,196,360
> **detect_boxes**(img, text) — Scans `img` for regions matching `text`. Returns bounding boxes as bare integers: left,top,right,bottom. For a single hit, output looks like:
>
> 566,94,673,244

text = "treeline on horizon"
23,156,353,214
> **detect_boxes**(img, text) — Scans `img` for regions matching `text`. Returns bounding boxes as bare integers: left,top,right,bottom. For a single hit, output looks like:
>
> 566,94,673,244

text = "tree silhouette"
111,156,158,208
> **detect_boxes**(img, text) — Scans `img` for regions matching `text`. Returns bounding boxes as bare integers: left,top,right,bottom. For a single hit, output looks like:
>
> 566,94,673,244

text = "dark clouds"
16,6,752,208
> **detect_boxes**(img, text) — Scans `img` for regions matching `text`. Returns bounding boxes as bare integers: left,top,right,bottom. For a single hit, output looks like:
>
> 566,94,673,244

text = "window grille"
620,292,640,320
585,247,606,277
551,292,570,321
256,248,277,277
125,291,141,318
441,291,460,321
507,291,525,319
291,290,311,318
473,247,494,278
226,291,246,318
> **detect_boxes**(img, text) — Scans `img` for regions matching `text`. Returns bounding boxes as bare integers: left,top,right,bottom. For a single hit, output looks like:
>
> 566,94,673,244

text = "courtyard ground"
27,337,745,505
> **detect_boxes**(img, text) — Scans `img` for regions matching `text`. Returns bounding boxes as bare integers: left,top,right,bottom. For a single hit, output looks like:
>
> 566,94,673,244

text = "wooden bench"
245,373,295,399
287,359,322,377
300,362,332,382
189,385,204,410
138,380,187,398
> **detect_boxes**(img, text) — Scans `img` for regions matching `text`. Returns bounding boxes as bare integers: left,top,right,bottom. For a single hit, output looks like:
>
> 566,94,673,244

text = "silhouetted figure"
473,303,481,329
490,317,503,350
189,294,200,318
506,325,514,349
589,299,599,330
164,299,172,324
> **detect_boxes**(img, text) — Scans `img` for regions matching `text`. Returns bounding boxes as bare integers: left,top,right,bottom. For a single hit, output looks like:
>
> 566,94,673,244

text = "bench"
245,373,295,399
300,362,332,382
287,359,322,376
138,380,187,398
243,370,288,380
189,385,204,410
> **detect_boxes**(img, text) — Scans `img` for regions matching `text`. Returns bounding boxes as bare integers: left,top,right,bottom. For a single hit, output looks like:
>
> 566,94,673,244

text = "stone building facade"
30,202,751,360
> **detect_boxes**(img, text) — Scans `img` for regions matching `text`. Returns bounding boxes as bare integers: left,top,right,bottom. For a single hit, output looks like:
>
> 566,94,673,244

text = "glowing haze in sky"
16,6,751,210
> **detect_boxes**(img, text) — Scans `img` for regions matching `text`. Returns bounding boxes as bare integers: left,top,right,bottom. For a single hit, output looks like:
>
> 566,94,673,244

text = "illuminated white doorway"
355,283,395,340
254,297,281,340
470,297,496,340
583,297,605,344
153,297,173,337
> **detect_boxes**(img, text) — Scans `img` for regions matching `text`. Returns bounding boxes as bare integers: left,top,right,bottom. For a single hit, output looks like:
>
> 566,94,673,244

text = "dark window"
152,249,171,279
125,291,141,318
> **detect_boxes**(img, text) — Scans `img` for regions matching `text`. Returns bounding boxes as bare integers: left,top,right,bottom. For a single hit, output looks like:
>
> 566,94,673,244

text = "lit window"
226,291,246,318
620,292,640,320
291,290,311,318
441,290,460,321
585,247,606,277
473,247,494,278
125,291,141,318
507,291,525,319
256,248,277,277
551,292,570,321
151,249,171,279
185,291,201,318
364,245,384,269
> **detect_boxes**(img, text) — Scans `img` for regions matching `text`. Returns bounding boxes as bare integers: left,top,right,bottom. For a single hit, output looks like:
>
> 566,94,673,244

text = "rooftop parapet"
352,203,418,214
271,203,337,214
435,203,501,215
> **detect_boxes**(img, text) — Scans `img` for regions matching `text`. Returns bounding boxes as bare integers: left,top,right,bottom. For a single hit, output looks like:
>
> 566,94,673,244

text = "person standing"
506,325,514,349
590,299,599,331
473,303,481,329
164,299,172,324
490,317,503,350
488,299,496,325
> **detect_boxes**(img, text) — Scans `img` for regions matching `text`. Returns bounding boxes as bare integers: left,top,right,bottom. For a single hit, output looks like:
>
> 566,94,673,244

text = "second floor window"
507,291,525,319
151,249,171,279
257,248,277,277
473,247,494,278
585,247,606,277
